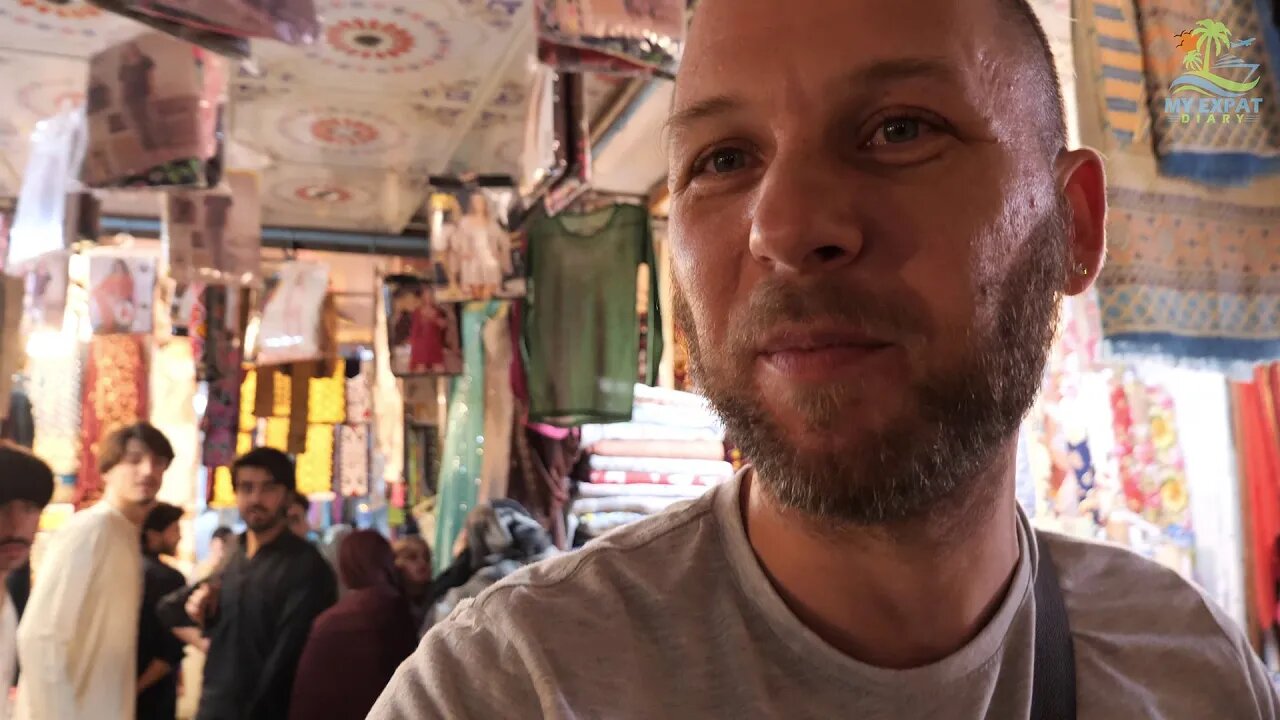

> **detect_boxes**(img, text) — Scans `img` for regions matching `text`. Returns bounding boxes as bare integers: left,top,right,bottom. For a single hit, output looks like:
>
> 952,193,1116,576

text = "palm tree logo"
1171,19,1262,97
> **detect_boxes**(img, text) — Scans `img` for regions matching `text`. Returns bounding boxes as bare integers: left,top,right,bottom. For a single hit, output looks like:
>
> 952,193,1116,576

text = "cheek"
669,205,751,346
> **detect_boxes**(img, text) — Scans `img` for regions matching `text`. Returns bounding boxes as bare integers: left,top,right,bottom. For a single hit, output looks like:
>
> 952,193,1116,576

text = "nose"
749,148,865,275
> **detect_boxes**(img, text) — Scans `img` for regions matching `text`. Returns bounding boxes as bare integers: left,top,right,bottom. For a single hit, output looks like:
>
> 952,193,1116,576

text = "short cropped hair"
231,447,296,493
0,442,55,508
998,0,1068,152
212,526,234,543
98,423,175,475
143,502,184,534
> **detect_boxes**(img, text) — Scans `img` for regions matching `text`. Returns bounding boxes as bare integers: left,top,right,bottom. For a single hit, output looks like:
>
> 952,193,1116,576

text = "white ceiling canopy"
0,0,672,234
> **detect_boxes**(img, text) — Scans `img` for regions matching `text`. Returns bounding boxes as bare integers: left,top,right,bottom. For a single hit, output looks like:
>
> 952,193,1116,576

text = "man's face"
104,438,169,507
287,502,310,538
394,543,432,587
0,499,41,574
666,0,1071,525
149,522,181,557
234,467,288,533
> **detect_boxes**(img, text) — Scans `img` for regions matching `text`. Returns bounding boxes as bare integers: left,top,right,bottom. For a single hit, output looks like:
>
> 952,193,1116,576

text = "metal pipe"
98,215,430,257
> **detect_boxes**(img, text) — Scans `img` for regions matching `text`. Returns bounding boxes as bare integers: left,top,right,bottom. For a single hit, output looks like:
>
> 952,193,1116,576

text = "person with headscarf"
287,531,416,720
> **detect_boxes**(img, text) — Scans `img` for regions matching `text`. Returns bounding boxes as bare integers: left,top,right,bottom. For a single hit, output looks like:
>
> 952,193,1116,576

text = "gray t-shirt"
371,475,1278,719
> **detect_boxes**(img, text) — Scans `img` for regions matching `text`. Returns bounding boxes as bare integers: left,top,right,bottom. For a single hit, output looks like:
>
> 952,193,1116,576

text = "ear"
1056,148,1107,296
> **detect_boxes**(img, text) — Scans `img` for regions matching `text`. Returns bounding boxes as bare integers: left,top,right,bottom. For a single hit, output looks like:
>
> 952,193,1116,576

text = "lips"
757,326,894,381
757,325,891,354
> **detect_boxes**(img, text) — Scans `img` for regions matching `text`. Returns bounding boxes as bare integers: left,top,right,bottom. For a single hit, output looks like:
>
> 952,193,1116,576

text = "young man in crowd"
18,423,173,720
137,502,188,720
286,493,313,541
371,0,1278,717
0,443,55,720
179,447,336,720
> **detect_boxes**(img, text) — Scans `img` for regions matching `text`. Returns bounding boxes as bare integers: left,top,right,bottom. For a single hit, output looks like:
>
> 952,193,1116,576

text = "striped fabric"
1091,1,1149,147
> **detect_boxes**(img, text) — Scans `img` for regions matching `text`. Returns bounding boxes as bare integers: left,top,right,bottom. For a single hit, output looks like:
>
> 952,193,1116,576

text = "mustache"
0,538,31,549
723,276,934,351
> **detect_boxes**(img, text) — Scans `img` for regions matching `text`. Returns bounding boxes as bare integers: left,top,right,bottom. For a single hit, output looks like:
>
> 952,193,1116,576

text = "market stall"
0,0,1276,664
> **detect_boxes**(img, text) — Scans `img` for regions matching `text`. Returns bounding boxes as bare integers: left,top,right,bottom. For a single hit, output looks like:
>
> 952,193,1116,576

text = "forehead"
676,0,1007,109
235,466,275,484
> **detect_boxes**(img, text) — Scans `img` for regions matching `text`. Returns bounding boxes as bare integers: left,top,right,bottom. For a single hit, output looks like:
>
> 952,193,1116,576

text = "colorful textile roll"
201,346,242,469
590,439,725,461
77,335,149,507
587,455,735,478
576,482,709,500
587,470,728,487
580,422,723,446
570,495,689,516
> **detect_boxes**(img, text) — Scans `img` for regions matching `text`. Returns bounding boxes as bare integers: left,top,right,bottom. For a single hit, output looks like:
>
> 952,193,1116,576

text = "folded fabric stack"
571,385,732,544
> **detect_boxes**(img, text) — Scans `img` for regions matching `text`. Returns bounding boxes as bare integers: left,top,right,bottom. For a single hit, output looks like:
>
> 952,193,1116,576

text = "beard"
243,504,287,533
677,201,1069,528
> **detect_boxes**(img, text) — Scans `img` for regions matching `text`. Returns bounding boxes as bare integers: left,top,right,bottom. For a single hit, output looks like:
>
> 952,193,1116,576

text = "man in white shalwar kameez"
16,423,173,720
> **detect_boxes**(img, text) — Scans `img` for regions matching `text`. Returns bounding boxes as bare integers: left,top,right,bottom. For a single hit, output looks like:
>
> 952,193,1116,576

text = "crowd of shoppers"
0,427,460,720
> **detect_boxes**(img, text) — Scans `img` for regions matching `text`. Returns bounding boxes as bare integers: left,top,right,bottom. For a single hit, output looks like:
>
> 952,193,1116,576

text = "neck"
744,445,1021,669
246,522,286,559
104,489,153,526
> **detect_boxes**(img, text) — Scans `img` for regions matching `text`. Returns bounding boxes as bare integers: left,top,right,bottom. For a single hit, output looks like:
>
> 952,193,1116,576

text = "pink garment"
588,470,727,487
590,439,725,461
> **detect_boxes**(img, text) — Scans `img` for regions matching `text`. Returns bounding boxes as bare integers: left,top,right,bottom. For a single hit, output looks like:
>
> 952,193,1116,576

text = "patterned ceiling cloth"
77,335,149,507
1077,0,1280,372
1133,0,1280,184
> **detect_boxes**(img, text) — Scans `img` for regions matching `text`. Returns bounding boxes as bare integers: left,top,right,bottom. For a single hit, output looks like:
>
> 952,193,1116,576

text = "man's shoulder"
465,491,724,627
1043,529,1226,631
144,557,187,590
48,503,116,545
1044,529,1254,662
1043,530,1276,713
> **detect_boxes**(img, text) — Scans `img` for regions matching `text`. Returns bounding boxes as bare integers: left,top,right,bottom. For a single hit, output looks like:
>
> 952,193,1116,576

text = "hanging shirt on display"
522,203,662,426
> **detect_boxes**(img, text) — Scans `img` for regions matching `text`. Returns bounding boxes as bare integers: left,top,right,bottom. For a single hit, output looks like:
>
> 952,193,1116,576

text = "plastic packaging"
536,0,687,76
382,274,463,377
82,31,228,189
8,109,88,268
542,72,592,216
86,253,158,335
163,171,262,285
426,185,526,303
519,65,570,201
256,261,330,366
127,0,319,45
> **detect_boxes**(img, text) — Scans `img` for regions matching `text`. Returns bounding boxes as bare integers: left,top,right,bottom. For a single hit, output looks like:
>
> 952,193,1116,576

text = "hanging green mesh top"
522,203,663,426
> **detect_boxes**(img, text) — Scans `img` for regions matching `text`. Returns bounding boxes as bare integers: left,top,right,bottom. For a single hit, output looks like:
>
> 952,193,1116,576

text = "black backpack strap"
1031,530,1077,720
